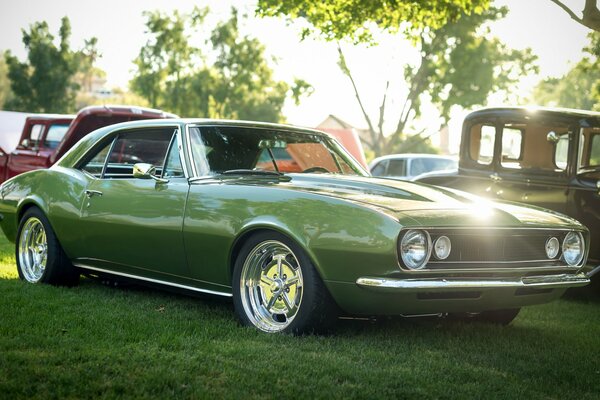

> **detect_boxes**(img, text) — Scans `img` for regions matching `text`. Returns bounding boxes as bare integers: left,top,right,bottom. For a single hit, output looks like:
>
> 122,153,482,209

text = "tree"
549,0,600,32
532,32,600,111
262,2,537,155
0,54,13,109
257,0,491,44
4,17,82,113
131,7,311,121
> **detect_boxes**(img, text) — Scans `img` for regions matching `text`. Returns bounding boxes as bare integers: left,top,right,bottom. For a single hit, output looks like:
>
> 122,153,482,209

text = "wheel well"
229,228,273,278
17,202,41,222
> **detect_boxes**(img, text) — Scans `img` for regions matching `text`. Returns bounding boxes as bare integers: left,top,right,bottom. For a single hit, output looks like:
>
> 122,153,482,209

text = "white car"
369,154,457,180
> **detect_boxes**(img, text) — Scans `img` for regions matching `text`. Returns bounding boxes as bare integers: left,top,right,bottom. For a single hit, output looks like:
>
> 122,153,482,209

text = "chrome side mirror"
597,180,600,195
547,131,559,143
133,163,168,183
21,138,30,148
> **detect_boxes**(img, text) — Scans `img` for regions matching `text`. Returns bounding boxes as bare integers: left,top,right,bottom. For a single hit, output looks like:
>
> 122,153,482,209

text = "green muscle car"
0,119,591,333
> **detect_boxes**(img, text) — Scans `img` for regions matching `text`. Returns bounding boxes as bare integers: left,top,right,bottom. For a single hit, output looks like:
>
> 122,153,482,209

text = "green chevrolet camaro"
0,119,591,333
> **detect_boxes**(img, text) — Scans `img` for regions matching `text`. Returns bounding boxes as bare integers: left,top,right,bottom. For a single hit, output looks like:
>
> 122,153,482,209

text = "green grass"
1,236,599,399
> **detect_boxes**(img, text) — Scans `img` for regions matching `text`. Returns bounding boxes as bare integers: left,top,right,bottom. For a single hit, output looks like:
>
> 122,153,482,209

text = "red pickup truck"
0,105,177,183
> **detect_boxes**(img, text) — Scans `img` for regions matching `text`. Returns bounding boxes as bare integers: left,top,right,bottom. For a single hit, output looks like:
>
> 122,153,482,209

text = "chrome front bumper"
355,273,590,292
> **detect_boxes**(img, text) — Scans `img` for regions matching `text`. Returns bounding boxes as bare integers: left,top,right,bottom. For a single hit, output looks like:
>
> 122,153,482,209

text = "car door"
493,119,571,213
77,126,191,281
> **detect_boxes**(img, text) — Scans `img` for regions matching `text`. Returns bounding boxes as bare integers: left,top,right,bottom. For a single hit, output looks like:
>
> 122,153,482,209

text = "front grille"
409,228,576,270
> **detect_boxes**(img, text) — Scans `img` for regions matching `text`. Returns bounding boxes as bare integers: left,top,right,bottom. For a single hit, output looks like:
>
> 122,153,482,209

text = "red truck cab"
2,105,177,183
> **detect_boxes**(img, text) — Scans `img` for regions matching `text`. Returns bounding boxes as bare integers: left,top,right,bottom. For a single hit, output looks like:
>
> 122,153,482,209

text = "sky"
0,0,593,153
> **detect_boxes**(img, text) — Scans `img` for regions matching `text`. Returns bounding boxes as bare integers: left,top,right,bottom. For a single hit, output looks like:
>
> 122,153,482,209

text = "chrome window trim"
74,263,232,297
395,226,588,273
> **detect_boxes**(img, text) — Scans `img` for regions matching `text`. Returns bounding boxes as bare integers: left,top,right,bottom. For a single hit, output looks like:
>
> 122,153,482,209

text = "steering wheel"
302,166,330,174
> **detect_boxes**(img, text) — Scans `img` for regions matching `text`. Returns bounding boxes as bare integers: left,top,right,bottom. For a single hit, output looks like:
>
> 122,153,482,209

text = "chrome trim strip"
74,263,232,297
355,273,590,292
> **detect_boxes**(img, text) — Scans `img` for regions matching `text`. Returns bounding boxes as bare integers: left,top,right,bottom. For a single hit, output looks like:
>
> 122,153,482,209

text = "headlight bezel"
562,231,585,267
398,229,432,270
545,236,560,259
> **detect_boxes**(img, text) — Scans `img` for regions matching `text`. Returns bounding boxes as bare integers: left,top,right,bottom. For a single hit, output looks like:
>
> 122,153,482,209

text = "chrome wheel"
18,217,48,283
240,240,304,332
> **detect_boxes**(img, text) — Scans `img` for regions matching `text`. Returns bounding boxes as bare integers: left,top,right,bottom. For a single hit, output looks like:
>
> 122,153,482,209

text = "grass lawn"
0,236,599,399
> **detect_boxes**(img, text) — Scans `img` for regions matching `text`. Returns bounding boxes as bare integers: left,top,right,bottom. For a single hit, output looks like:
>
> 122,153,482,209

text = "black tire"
16,207,79,286
450,308,520,326
232,231,337,334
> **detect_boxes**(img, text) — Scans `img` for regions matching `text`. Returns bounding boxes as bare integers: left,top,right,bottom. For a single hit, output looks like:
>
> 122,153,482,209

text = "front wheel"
232,232,337,334
16,207,79,286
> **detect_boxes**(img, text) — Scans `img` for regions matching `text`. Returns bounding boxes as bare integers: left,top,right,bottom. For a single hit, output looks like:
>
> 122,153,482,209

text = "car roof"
465,106,600,121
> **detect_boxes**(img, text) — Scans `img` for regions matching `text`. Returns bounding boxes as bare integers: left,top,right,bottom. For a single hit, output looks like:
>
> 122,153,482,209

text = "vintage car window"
411,158,456,176
24,124,44,148
162,138,185,178
497,121,569,174
500,127,523,169
43,124,70,149
579,127,600,170
104,129,173,178
387,159,407,176
554,135,569,170
590,133,600,166
81,141,112,177
469,124,495,166
188,126,366,176
370,161,387,176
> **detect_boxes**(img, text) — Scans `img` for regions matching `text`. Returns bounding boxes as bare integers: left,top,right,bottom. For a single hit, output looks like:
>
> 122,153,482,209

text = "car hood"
277,174,582,229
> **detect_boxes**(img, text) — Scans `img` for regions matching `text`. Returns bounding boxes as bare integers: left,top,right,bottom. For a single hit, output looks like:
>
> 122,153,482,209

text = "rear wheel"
16,207,79,286
232,232,337,334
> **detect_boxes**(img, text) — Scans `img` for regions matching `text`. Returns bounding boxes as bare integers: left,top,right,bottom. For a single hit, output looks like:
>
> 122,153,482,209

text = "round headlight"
433,236,451,260
562,232,584,266
545,237,559,259
400,229,431,270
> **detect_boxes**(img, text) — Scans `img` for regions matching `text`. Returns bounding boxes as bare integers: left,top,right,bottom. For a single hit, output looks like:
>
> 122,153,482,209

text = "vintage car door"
570,126,600,263
491,120,573,214
77,126,191,281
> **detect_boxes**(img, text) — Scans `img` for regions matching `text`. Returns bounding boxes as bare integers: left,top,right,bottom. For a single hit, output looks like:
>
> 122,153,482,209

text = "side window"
162,138,185,178
105,129,173,178
370,161,386,176
554,135,569,170
81,141,113,177
501,127,523,169
469,124,496,166
387,159,407,176
23,124,44,148
580,128,600,169
80,129,174,179
44,124,70,149
590,134,600,166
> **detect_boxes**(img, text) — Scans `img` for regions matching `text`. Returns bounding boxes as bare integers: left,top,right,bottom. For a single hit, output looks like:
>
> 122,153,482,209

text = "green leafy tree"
266,2,537,155
257,0,490,44
131,7,311,121
533,32,600,111
0,54,13,108
4,17,82,113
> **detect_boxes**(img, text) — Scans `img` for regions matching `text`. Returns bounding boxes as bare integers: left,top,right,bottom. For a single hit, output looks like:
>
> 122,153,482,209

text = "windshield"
188,126,367,177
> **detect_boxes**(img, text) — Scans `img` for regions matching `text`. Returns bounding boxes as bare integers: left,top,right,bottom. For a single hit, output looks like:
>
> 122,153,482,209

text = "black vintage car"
415,107,600,276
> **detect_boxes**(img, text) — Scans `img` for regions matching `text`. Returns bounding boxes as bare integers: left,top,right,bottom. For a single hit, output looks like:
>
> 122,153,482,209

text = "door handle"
85,190,103,198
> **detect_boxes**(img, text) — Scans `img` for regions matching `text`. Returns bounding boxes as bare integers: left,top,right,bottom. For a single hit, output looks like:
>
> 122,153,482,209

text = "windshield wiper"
221,169,284,177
